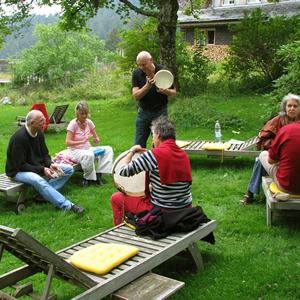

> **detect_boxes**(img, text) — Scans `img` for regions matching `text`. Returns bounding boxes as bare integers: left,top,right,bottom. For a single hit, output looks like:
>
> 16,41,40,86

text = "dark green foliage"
117,17,160,74
177,29,212,96
10,23,106,88
270,40,300,108
224,8,300,86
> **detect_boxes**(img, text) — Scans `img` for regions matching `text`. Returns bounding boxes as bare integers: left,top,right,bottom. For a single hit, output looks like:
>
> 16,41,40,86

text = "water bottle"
215,120,221,143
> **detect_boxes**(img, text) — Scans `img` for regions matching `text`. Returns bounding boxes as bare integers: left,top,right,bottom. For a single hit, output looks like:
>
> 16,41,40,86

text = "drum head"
112,151,147,197
154,70,174,89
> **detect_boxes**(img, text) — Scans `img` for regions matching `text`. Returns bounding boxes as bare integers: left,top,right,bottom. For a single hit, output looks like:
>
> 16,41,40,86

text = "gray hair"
151,115,177,142
26,110,41,125
136,51,152,63
280,93,300,122
75,100,90,115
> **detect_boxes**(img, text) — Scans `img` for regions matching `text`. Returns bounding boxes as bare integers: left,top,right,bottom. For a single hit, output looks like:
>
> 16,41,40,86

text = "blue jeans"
13,164,74,210
247,158,267,195
135,107,168,148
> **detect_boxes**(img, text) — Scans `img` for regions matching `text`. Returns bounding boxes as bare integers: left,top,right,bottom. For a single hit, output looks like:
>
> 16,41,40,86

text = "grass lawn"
0,94,299,299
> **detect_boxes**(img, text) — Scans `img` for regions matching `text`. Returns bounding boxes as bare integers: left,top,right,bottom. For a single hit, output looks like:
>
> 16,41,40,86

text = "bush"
224,8,300,87
177,33,212,97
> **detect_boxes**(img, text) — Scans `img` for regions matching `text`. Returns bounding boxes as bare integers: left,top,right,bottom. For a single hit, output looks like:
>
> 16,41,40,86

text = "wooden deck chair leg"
0,290,17,299
186,242,204,269
176,242,204,269
42,264,55,300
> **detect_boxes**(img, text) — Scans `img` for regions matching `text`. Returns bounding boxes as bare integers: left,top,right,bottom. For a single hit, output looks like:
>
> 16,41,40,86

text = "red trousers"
110,192,153,226
110,192,192,226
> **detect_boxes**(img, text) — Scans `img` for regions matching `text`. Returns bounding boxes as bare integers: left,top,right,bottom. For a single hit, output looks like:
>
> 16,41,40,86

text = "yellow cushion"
270,182,300,198
69,243,139,275
176,140,191,148
202,142,232,150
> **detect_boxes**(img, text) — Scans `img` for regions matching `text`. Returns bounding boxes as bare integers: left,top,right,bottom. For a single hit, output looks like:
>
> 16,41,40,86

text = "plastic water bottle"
215,120,221,143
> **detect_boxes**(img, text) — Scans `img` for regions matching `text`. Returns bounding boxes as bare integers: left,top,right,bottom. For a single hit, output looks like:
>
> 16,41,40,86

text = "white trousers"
67,146,114,180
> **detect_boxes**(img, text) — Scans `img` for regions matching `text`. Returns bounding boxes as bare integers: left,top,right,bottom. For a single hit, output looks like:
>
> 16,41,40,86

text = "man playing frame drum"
110,116,193,226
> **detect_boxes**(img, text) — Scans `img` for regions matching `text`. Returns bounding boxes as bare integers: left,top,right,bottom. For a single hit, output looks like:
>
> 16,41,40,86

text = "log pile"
188,44,230,63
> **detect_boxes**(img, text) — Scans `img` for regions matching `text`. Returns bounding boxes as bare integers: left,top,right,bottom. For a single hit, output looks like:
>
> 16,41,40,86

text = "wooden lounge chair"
0,220,217,299
262,176,300,226
13,104,70,134
177,136,260,159
47,104,70,134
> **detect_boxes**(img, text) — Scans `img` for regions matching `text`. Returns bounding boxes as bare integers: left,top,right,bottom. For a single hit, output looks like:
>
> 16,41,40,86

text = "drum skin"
112,151,147,197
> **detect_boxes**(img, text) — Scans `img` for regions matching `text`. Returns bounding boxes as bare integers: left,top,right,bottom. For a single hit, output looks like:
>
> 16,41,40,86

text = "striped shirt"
120,150,192,209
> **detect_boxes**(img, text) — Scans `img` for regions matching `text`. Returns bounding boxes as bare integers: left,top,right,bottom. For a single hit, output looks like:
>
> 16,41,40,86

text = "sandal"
239,195,255,205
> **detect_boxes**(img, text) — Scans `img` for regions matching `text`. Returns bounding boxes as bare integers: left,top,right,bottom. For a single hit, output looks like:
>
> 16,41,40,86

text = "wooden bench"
262,176,300,226
177,136,260,159
0,163,82,214
0,220,217,299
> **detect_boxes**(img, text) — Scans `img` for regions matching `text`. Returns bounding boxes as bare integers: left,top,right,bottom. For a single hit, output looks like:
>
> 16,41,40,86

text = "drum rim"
112,151,146,196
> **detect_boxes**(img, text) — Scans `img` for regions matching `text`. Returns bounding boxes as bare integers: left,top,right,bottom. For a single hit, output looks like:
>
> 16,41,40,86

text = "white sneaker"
274,192,290,201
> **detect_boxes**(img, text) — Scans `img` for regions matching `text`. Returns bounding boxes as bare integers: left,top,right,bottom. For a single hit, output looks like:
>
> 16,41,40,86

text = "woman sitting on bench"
240,93,300,204
66,100,114,188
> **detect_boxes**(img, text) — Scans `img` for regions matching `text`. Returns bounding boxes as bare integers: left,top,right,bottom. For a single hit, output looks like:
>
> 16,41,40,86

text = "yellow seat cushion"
270,182,300,198
176,140,191,148
202,142,232,150
69,243,139,275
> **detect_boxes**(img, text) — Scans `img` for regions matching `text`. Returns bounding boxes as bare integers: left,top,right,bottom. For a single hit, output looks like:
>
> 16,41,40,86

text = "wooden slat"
0,221,217,300
177,137,260,158
262,176,300,226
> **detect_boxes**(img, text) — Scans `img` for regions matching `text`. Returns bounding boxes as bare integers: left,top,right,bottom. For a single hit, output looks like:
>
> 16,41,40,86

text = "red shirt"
268,121,300,193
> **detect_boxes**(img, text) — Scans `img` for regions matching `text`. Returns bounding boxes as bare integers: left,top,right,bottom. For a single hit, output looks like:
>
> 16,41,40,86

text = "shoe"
274,192,290,201
239,195,255,205
71,204,85,214
96,173,104,185
82,179,90,188
33,193,48,203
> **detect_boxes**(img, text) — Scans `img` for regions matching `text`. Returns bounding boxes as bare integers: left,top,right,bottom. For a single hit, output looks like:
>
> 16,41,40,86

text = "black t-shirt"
132,62,174,112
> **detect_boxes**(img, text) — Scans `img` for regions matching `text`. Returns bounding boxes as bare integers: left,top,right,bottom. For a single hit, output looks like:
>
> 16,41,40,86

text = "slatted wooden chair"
47,104,70,133
177,136,260,159
0,220,217,299
13,104,70,134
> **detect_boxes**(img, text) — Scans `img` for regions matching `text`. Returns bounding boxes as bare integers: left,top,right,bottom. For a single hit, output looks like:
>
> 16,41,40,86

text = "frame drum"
112,151,147,197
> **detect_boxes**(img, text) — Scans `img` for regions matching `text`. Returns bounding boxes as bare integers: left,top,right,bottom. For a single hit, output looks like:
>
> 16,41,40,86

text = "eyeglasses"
35,118,46,124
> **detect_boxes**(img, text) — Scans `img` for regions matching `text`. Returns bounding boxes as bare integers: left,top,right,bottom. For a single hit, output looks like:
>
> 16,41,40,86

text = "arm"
268,156,279,165
90,128,100,145
123,145,147,164
157,87,176,98
66,130,93,147
132,76,155,101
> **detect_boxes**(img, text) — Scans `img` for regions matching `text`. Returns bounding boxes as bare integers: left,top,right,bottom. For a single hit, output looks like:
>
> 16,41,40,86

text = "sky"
2,3,61,16
31,4,61,16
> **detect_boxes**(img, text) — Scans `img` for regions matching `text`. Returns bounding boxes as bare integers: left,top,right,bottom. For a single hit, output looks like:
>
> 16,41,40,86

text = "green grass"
0,92,300,299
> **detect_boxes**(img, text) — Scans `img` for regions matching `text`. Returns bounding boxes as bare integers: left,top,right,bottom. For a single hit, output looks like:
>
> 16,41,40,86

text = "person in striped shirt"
110,116,193,225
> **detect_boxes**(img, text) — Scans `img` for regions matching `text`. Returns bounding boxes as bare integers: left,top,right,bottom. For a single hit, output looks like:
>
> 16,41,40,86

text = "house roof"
178,1,300,26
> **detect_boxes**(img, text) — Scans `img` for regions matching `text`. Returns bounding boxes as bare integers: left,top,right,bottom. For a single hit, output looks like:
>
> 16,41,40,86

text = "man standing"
6,110,84,214
132,51,176,148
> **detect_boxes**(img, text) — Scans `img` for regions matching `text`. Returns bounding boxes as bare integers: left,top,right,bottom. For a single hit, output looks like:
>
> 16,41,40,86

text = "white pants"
67,146,114,180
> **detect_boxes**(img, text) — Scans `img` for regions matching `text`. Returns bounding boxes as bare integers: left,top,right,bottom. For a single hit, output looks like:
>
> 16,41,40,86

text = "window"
223,0,234,5
248,0,261,3
194,29,215,46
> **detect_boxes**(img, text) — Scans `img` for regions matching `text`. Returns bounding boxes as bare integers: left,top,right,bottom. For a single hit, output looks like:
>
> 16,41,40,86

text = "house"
177,0,300,62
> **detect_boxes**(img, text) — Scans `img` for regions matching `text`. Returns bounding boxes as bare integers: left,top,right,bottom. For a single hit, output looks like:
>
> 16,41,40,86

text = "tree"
223,8,300,83
105,27,122,52
11,23,105,86
1,0,182,88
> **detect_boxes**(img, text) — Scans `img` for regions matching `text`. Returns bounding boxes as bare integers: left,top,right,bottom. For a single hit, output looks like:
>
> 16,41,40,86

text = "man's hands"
44,164,64,179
